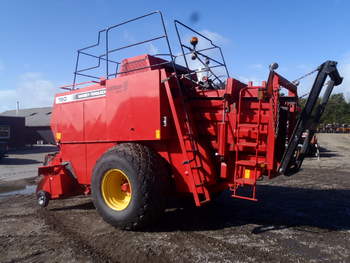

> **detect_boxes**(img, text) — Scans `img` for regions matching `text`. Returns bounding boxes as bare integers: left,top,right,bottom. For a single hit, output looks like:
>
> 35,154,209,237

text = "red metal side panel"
54,103,84,142
56,143,111,186
84,99,107,141
60,144,87,184
51,83,102,143
52,70,163,143
85,142,115,184
106,70,162,141
154,140,192,193
50,69,165,185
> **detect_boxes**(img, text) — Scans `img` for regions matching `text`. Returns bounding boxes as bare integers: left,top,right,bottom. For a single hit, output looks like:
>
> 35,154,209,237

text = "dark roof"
0,107,52,127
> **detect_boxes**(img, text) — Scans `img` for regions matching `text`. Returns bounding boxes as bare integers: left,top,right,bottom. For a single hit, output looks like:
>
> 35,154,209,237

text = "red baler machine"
36,12,342,229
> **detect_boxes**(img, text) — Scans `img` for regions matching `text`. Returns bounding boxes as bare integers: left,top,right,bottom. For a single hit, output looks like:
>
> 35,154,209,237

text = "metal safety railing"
72,11,178,89
71,11,230,90
174,20,229,87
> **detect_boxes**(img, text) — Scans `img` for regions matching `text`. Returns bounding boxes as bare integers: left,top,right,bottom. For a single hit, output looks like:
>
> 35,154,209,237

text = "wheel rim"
101,169,132,211
38,195,45,206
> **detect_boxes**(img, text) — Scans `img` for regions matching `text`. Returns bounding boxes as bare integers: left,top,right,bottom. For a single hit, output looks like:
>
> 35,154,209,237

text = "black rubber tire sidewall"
91,143,167,230
92,152,143,227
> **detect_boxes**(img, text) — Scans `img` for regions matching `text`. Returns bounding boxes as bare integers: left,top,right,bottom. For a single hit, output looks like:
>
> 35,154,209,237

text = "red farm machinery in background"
36,12,343,229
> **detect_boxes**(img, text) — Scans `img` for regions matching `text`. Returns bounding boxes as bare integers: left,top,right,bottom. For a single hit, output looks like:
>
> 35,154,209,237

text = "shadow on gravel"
146,186,350,233
319,147,341,158
49,185,350,234
50,202,95,211
0,157,42,165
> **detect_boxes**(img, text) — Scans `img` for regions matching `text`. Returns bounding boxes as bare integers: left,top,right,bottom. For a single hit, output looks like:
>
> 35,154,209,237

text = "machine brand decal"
55,88,106,104
108,81,128,93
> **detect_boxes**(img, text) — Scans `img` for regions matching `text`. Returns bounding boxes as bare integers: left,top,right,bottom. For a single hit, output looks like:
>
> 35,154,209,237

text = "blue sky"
0,0,349,111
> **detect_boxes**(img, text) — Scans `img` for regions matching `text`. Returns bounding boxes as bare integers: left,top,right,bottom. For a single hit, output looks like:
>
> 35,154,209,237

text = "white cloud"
236,75,264,85
0,72,58,112
200,30,229,46
147,43,159,55
249,64,264,70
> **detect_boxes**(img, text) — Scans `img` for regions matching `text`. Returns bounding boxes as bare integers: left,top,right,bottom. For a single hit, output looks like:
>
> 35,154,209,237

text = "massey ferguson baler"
36,12,343,229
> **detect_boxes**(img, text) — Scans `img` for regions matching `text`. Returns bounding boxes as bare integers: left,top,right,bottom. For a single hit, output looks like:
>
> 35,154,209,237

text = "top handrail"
72,11,177,89
174,19,230,83
71,11,230,90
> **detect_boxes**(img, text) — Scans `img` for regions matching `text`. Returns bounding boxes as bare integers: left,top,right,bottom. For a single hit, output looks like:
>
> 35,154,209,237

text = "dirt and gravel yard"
0,134,349,263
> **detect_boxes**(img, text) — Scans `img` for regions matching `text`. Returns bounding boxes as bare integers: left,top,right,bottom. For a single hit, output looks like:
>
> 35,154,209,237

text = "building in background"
0,107,54,145
0,116,26,148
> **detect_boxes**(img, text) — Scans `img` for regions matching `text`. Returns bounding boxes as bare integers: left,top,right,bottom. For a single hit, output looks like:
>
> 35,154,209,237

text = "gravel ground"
0,134,349,263
0,145,57,182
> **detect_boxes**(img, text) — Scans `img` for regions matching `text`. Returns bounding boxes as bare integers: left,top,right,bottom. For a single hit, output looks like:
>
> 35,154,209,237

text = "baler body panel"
52,69,164,143
37,13,342,210
46,61,298,199
50,68,173,185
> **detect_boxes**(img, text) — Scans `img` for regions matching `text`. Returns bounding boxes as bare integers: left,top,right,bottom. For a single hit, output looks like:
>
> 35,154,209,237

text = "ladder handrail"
161,70,210,206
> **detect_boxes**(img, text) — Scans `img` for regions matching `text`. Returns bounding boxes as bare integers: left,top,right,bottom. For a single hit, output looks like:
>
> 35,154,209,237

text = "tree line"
299,93,350,124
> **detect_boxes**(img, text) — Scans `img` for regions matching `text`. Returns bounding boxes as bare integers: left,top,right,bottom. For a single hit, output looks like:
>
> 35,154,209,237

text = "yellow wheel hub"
101,169,132,211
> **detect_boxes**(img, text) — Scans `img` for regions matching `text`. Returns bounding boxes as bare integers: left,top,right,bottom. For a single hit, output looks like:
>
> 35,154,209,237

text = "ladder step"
199,199,211,205
236,160,266,167
236,160,258,166
238,130,268,135
231,182,258,201
232,194,258,202
237,142,257,147
192,187,211,206
183,135,195,140
238,123,258,128
234,177,256,185
236,142,267,151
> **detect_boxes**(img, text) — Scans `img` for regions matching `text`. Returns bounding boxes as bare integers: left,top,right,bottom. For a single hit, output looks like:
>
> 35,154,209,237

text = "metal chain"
292,67,319,85
271,93,275,126
271,67,319,137
298,81,329,99
299,92,310,98
270,89,279,137
272,89,280,137
275,93,280,137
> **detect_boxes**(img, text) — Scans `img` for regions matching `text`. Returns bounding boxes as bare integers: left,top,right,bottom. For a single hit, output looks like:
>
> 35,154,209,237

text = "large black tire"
91,143,169,230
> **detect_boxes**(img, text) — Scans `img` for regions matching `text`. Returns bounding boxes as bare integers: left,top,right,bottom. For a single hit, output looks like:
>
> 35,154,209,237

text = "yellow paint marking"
56,132,62,140
244,169,251,179
155,129,161,139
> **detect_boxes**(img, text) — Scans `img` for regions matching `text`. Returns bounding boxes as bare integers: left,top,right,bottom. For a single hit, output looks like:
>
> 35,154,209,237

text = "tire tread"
92,143,167,230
